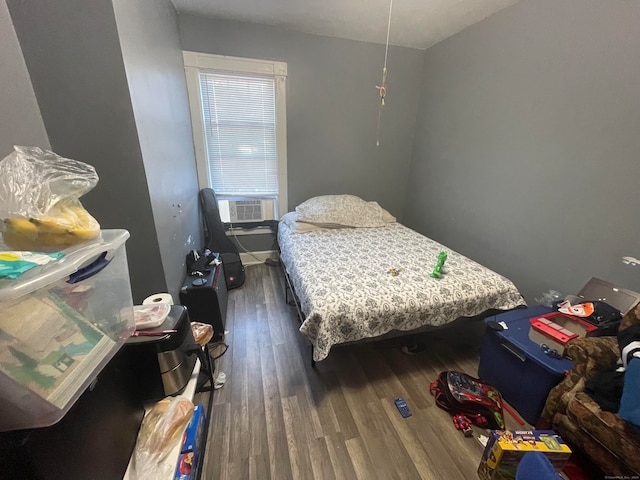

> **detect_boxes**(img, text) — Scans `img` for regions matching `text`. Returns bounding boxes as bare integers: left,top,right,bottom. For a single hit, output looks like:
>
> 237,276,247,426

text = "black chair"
199,188,246,289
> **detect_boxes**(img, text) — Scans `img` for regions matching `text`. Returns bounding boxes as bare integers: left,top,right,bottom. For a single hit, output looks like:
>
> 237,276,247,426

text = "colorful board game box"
181,404,205,453
477,430,571,480
174,404,206,480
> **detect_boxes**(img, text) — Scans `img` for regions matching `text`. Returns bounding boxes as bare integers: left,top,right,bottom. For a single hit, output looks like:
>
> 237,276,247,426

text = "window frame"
183,51,288,220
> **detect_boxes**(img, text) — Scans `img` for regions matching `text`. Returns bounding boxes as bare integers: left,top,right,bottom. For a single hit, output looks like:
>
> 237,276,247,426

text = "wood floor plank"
247,316,268,457
263,265,295,347
203,401,231,480
344,436,379,480
249,453,271,480
295,382,327,440
358,343,413,401
302,366,343,438
281,395,315,480
307,436,337,480
333,351,422,479
273,341,305,400
421,404,483,479
380,397,442,480
321,369,359,440
211,299,234,408
324,433,359,479
226,458,249,480
402,404,470,480
259,327,294,480
381,346,438,410
227,282,254,463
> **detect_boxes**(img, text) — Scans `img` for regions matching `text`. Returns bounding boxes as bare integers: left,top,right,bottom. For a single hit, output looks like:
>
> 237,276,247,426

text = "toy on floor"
388,267,403,276
453,414,473,436
430,251,448,278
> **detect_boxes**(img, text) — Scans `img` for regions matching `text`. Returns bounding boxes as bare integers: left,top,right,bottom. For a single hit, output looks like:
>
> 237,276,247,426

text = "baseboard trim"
240,250,279,266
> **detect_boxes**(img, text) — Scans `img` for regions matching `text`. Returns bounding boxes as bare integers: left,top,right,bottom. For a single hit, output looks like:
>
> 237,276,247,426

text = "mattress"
278,221,526,361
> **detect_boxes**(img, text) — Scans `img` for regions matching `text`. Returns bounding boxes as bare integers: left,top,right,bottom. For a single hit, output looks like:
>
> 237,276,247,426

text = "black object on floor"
401,342,426,355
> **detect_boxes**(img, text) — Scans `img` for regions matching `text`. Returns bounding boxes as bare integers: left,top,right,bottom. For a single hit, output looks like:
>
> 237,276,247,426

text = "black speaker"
179,263,228,341
220,252,245,290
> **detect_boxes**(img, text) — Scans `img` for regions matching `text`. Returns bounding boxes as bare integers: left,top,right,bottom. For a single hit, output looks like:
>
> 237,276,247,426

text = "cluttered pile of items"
0,146,219,480
420,277,640,479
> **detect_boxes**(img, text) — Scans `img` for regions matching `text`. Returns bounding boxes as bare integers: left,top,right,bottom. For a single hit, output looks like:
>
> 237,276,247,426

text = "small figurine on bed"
388,267,403,276
430,251,448,278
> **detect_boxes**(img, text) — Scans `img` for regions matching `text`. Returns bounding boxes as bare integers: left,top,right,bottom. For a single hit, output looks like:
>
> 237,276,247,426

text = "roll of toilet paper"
142,293,174,306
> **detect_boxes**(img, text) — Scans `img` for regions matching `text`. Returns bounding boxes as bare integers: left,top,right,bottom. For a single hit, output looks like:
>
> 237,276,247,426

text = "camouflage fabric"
553,409,639,477
538,303,640,475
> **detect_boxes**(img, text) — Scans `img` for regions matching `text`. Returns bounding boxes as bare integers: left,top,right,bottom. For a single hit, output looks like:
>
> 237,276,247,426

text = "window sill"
225,226,274,236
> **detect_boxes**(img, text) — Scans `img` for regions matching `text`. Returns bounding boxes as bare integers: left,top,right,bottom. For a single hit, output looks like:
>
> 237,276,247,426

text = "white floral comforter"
278,221,526,361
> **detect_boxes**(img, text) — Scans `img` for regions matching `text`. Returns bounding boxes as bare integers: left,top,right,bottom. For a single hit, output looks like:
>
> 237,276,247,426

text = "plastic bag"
0,251,64,279
130,396,195,480
0,146,100,250
191,321,214,346
534,290,563,307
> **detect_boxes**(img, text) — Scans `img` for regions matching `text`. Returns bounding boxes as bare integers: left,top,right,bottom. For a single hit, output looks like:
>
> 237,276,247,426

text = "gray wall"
113,0,201,301
405,0,640,303
7,0,200,303
0,0,49,154
178,15,424,219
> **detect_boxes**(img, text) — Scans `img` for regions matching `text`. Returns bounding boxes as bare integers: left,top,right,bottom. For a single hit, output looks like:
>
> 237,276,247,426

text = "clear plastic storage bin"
0,229,134,431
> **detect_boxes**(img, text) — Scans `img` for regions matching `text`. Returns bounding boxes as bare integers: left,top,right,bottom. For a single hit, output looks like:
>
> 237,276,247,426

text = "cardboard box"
174,404,206,480
477,430,571,480
174,452,196,480
181,404,206,453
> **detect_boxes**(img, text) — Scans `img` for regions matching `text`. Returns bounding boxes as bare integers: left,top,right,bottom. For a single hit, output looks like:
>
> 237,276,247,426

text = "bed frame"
280,257,317,367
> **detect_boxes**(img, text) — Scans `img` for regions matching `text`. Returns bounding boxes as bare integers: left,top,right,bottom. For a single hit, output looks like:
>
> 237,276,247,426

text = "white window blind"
199,72,278,196
184,51,288,222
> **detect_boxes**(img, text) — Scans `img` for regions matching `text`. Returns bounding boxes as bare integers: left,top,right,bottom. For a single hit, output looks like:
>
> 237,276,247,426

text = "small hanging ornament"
376,72,387,106
376,0,393,147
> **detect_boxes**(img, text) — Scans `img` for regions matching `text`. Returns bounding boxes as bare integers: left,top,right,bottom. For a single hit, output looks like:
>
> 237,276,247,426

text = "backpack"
185,249,218,276
583,300,623,337
429,371,505,429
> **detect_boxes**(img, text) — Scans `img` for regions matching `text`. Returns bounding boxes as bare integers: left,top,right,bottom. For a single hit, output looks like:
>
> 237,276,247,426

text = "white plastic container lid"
0,229,130,302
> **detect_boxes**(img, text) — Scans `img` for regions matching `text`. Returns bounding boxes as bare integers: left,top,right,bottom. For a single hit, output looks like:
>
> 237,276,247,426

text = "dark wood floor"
196,263,530,479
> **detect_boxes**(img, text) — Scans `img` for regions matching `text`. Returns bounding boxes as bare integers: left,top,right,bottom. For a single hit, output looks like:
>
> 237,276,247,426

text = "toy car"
453,414,473,437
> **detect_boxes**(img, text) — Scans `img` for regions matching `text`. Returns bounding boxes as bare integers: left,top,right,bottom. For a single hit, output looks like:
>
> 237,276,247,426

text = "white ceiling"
171,0,519,50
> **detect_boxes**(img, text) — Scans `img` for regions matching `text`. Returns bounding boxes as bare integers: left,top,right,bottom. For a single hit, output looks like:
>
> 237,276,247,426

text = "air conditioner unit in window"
227,199,276,223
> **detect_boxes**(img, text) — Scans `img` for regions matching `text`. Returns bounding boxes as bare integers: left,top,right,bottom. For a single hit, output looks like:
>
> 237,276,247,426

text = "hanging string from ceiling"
376,0,393,147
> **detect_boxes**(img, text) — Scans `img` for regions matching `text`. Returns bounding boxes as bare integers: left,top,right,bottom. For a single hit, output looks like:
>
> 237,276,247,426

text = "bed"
278,195,526,362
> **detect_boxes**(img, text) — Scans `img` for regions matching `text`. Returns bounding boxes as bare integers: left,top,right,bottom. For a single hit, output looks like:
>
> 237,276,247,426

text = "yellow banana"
36,231,79,246
68,227,100,241
2,206,100,250
66,205,100,240
3,218,38,237
3,230,35,250
29,215,76,234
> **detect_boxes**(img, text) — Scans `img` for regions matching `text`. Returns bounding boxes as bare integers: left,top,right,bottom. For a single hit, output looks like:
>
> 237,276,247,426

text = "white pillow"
280,211,330,233
295,195,392,228
370,202,396,223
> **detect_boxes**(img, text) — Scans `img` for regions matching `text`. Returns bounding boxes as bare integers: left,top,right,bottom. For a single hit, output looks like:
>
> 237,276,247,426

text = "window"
183,52,288,223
